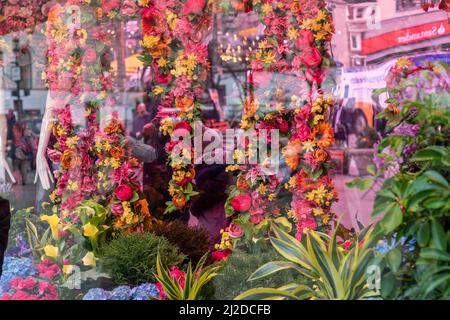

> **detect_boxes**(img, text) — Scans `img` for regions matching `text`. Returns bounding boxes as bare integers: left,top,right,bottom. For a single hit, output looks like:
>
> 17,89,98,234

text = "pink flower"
301,47,323,69
121,0,138,16
296,30,315,48
227,222,244,238
114,184,133,201
102,0,120,13
306,68,325,84
249,214,263,225
295,218,318,241
111,203,124,217
231,194,252,212
343,240,352,250
181,0,206,15
83,48,97,64
294,123,312,142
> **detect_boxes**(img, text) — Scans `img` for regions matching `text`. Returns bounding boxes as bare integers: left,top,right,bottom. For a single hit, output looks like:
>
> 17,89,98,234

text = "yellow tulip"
82,252,96,267
83,223,99,238
43,245,59,258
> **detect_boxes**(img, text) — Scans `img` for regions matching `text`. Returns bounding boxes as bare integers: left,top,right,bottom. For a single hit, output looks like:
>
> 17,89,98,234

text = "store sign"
361,20,449,55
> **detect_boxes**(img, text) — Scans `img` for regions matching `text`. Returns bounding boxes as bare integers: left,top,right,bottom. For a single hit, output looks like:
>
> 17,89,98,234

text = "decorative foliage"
353,58,450,299
155,253,219,300
235,223,379,300
147,220,212,264
100,232,186,285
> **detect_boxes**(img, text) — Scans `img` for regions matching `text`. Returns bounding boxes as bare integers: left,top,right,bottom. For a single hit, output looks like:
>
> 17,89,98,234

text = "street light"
12,37,23,120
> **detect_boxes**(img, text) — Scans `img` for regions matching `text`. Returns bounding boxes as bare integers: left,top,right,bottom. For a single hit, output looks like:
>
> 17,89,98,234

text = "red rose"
211,249,232,262
84,48,97,64
305,68,325,84
181,0,206,15
231,194,252,212
301,46,322,69
174,120,192,134
114,184,133,201
155,71,172,84
249,214,263,225
296,30,315,48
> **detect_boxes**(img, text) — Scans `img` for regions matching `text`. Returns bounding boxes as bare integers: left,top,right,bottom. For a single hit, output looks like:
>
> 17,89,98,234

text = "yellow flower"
142,35,161,49
396,57,412,69
83,223,99,238
263,51,276,64
139,0,150,6
225,164,240,172
312,207,324,216
157,57,168,68
82,252,97,267
62,265,74,275
262,3,273,14
40,214,60,240
302,140,316,153
316,10,327,22
258,183,267,195
153,86,165,96
287,27,299,40
44,245,59,258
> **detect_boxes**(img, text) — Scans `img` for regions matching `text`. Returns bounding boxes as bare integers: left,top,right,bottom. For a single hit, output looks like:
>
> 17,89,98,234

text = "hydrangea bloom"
82,288,111,300
131,283,159,300
110,286,132,300
0,257,36,295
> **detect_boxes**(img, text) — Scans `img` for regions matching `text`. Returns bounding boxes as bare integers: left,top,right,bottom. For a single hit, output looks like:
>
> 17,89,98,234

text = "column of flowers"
43,0,150,234
139,0,212,213
217,0,337,252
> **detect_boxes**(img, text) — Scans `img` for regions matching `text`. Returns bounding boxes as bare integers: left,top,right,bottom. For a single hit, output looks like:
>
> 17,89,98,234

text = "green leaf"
235,288,299,300
431,220,447,252
248,261,298,281
346,178,373,191
423,170,450,188
417,222,430,248
380,206,403,234
386,248,402,273
366,164,376,176
420,248,450,262
411,148,444,162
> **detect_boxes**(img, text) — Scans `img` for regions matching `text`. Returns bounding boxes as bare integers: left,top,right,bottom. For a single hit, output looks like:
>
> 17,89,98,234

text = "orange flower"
61,150,78,170
313,122,334,148
138,199,151,217
244,97,256,118
173,194,187,209
387,104,400,115
175,96,194,112
291,1,302,14
314,148,328,162
111,146,125,159
150,43,170,59
94,8,104,19
283,140,302,170
104,119,122,134
236,175,250,191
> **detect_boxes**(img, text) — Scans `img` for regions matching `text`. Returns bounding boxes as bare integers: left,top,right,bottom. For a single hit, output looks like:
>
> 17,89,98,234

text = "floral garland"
139,0,212,213
42,0,149,233
217,0,337,251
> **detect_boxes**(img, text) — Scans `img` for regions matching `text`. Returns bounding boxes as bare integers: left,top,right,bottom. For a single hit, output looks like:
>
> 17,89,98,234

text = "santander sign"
362,20,449,55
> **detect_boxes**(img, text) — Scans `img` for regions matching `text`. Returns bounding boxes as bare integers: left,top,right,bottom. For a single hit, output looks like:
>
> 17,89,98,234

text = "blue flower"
82,288,111,300
110,286,132,300
0,257,36,295
131,283,159,300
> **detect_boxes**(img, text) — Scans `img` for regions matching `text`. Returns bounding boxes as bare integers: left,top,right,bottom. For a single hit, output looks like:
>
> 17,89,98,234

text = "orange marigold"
312,122,334,148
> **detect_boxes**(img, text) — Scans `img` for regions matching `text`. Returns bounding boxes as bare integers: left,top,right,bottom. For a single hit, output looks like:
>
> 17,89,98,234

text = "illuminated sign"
361,20,449,55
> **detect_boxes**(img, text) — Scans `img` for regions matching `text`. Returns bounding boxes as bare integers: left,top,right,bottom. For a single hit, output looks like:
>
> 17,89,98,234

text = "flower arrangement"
42,1,150,233
139,0,212,213
0,0,48,36
220,0,337,250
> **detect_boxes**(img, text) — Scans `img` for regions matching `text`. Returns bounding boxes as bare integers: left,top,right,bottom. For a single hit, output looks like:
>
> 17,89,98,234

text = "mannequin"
0,57,16,185
34,2,150,230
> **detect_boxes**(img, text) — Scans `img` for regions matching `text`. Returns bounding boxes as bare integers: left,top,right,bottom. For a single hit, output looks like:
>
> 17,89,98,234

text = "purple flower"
393,123,420,137
403,143,417,158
